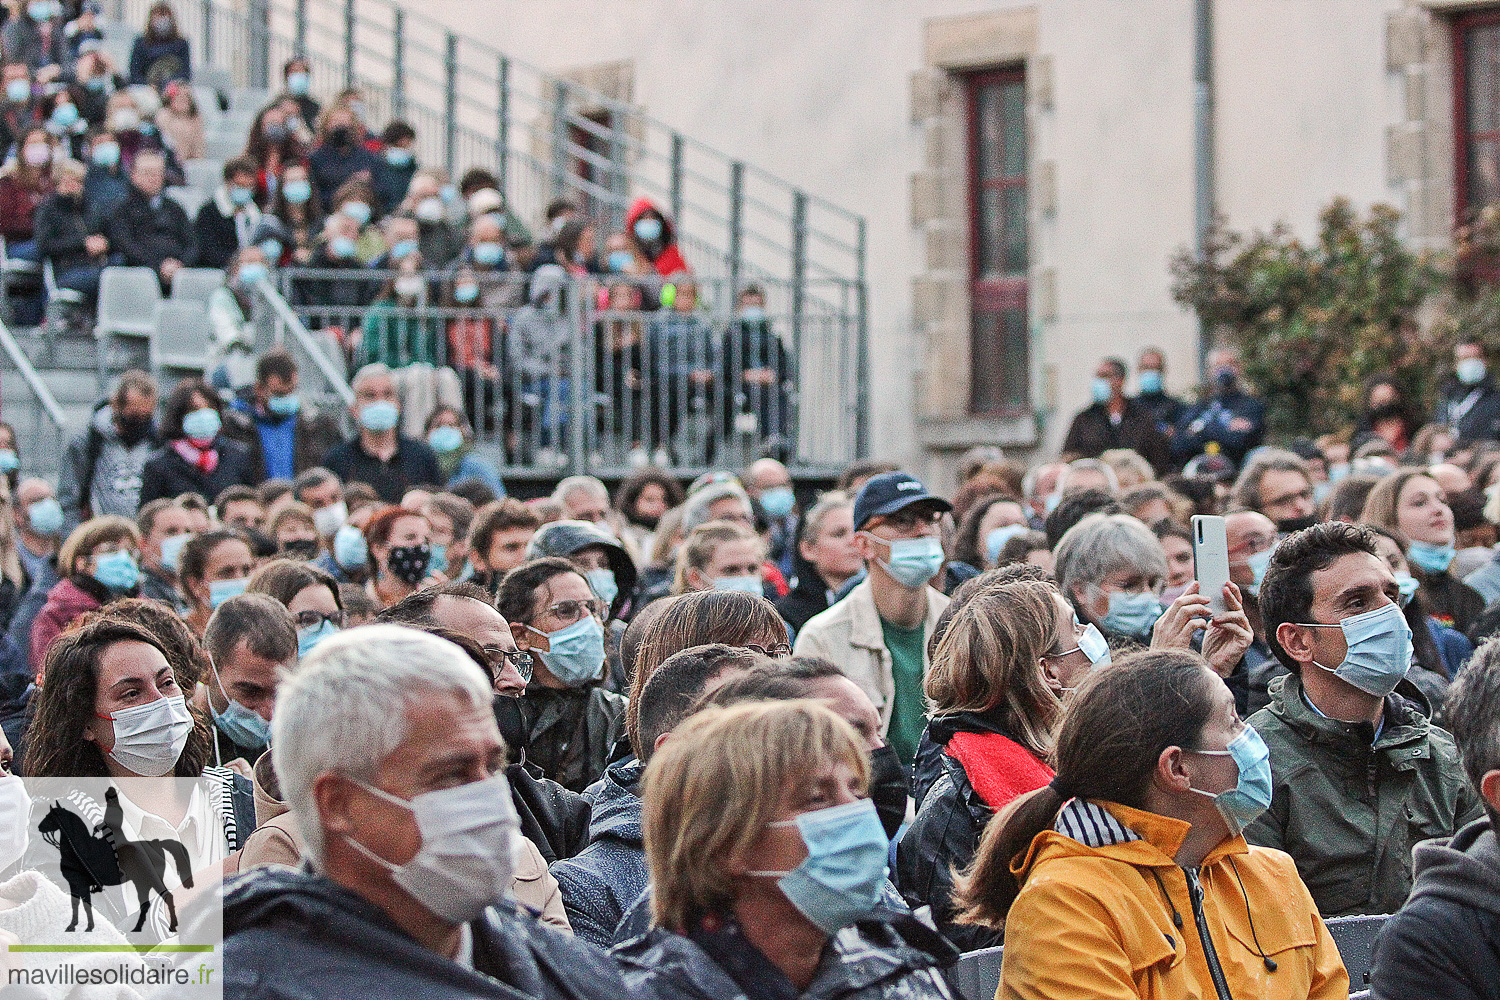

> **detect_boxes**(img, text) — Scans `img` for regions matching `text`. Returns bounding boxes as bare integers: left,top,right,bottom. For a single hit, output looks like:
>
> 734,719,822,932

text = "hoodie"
1369,817,1500,1000
56,402,158,535
507,264,574,380
624,197,689,276
219,867,623,1000
548,759,645,946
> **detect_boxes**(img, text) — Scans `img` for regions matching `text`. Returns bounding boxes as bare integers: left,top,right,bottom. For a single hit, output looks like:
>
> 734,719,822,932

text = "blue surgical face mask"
209,577,248,609
1188,725,1273,836
1302,601,1413,698
340,201,371,226
1243,548,1273,597
329,235,357,259
746,798,889,935
50,102,79,129
1407,540,1455,575
453,282,479,304
236,262,267,287
283,178,311,204
389,238,418,261
633,216,662,243
472,241,503,267
92,549,139,591
0,450,18,474
159,531,190,573
529,614,606,686
286,71,310,95
1457,357,1487,386
267,393,300,416
181,407,221,442
5,80,29,104
1139,370,1164,394
1091,377,1113,404
333,524,368,570
384,147,413,167
427,425,464,453
759,486,795,519
27,497,63,536
607,250,633,273
359,400,399,433
1394,573,1419,608
297,619,339,657
1099,588,1162,639
427,543,448,576
713,574,763,594
585,568,618,608
210,668,270,750
866,533,945,590
259,238,283,262
984,524,1028,564
91,142,120,168
229,185,255,207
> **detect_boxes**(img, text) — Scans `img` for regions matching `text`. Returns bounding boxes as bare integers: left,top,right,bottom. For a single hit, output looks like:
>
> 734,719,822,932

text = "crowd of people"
3,0,795,467
1,3,1500,1000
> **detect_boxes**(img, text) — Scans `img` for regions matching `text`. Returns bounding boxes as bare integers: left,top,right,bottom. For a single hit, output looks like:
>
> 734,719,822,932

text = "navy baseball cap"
852,472,953,531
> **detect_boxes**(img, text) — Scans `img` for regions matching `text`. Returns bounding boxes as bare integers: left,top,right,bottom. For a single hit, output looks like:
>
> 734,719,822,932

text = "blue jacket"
446,451,506,496
549,759,645,946
221,867,625,1000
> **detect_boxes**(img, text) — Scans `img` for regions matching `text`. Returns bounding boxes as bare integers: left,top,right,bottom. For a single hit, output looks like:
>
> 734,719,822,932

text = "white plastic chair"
171,268,226,304
150,299,215,379
94,267,162,342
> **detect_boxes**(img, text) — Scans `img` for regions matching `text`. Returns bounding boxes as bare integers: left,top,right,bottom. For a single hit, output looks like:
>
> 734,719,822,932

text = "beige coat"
791,577,950,734
234,754,572,932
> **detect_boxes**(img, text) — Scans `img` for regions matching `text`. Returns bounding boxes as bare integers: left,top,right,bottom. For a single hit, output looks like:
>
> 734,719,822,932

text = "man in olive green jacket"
1247,521,1482,916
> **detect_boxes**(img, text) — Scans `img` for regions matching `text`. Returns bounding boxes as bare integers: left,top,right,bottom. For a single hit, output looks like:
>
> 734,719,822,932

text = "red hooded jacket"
625,197,689,276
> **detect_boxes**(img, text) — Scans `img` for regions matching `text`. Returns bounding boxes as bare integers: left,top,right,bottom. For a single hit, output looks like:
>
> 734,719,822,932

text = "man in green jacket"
1247,520,1482,916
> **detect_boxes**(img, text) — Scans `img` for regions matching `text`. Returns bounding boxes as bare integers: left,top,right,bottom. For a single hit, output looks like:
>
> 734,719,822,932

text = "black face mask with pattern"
386,544,431,585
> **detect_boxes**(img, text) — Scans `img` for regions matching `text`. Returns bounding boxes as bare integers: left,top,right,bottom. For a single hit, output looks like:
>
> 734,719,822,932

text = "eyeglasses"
744,642,792,658
293,610,347,630
483,645,534,683
540,598,605,622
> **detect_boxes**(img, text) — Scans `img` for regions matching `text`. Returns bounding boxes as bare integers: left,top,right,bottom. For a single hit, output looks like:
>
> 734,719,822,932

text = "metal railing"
272,268,858,477
0,316,68,477
252,277,356,407
109,0,867,296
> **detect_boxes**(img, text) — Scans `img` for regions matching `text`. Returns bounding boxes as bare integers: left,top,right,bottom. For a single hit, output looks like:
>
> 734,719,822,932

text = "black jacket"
1061,398,1170,473
105,184,194,275
775,548,838,637
138,434,257,508
194,196,253,269
1370,817,1500,1000
517,684,628,793
507,759,591,865
322,435,444,505
32,191,100,274
221,867,627,1000
1435,376,1500,446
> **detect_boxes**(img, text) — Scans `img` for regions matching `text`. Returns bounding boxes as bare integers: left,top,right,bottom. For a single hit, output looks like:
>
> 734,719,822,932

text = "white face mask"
344,773,520,924
0,774,30,872
101,694,193,776
312,501,348,538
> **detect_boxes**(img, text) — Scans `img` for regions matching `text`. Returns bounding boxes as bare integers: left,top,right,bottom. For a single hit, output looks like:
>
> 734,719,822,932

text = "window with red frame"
1454,9,1500,225
966,68,1029,416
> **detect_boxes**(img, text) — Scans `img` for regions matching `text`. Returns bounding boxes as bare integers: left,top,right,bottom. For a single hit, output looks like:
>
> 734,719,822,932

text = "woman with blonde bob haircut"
896,579,1107,949
953,649,1347,1000
670,519,765,596
618,699,956,997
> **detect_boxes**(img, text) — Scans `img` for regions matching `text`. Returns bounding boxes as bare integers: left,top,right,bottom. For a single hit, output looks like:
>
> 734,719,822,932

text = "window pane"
1470,25,1500,135
978,187,1003,276
1002,186,1028,274
970,307,1030,414
976,83,1002,180
1001,82,1026,178
1471,137,1500,210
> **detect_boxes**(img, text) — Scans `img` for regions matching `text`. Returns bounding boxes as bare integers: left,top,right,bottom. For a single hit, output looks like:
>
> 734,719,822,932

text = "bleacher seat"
150,299,215,380
947,946,1003,1000
171,268,225,304
204,133,245,161
229,89,270,115
1325,913,1385,990
166,186,209,217
0,237,40,323
194,86,224,126
185,159,223,192
94,267,162,342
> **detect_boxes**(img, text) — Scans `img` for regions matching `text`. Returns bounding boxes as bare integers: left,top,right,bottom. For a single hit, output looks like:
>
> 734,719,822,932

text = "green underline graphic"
9,945,216,953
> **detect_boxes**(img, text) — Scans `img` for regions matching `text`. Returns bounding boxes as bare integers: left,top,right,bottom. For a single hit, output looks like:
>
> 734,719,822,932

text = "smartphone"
1192,515,1231,616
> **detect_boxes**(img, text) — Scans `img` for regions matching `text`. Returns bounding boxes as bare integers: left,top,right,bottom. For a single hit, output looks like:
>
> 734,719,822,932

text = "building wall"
410,0,1477,488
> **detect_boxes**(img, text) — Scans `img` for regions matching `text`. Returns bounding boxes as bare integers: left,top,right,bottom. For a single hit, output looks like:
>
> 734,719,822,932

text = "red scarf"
172,438,219,475
945,730,1054,811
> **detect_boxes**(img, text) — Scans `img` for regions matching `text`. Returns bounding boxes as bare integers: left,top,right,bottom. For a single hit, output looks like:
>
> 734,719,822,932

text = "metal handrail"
253,279,356,406
0,316,68,430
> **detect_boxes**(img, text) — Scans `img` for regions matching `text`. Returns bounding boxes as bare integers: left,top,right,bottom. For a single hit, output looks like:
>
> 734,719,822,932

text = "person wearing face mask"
247,558,345,661
671,520,769,600
372,119,418,216
1364,525,1462,705
269,503,322,562
525,520,636,622
1246,521,1484,917
617,699,954,998
360,250,453,416
58,371,158,536
307,108,378,210
1135,346,1185,440
0,126,54,290
1362,468,1487,643
743,458,799,576
1171,346,1267,466
197,593,296,769
221,626,626,998
1436,338,1500,446
34,155,112,304
221,349,343,482
357,506,436,608
497,558,627,792
138,379,256,509
323,364,443,504
956,649,1346,1000
793,473,953,769
1062,357,1171,475
896,580,1097,951
718,286,794,462
278,56,320,129
81,126,129,215
177,528,255,639
548,643,760,946
2,0,66,71
1226,508,1291,716
402,169,464,267
127,1,190,86
422,406,504,496
1230,448,1320,535
193,156,262,269
623,196,688,276
29,515,140,672
134,497,192,611
103,148,192,287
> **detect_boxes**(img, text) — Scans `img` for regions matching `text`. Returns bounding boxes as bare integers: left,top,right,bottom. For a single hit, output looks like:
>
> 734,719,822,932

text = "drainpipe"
1194,0,1215,382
